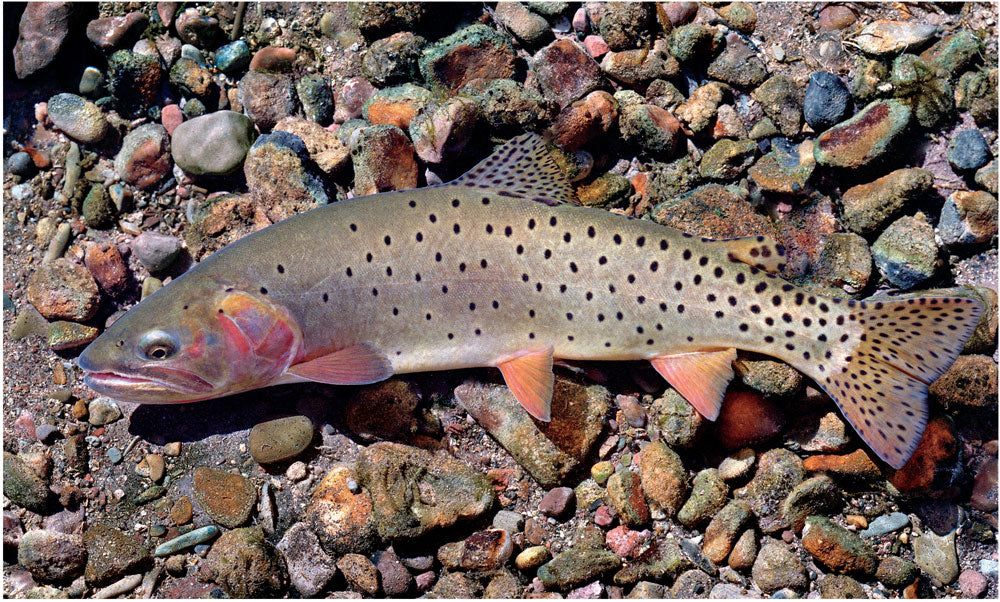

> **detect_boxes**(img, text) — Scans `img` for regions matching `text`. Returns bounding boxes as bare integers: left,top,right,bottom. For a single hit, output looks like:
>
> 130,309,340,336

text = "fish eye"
139,330,178,361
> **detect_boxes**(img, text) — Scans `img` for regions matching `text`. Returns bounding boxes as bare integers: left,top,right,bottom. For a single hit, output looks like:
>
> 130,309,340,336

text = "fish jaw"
82,366,215,403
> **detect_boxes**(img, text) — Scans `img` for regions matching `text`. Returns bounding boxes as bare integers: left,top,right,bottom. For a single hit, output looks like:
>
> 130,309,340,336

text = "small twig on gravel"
232,2,247,41
122,435,141,458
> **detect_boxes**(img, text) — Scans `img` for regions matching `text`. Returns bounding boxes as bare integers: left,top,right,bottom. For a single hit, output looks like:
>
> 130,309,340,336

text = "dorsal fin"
707,235,787,274
447,133,578,206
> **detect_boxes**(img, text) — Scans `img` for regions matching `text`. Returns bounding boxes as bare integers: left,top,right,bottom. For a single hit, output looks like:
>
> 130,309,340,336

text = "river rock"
203,527,287,597
751,541,807,594
18,529,87,582
3,451,51,513
249,415,313,464
419,24,516,93
115,124,171,190
192,468,257,528
814,100,911,168
912,528,959,584
86,12,148,51
802,516,877,576
533,38,605,107
172,111,256,175
13,3,74,79
736,449,804,533
131,232,182,273
304,465,377,555
276,523,336,597
83,525,150,585
855,20,938,57
26,259,100,322
46,93,108,144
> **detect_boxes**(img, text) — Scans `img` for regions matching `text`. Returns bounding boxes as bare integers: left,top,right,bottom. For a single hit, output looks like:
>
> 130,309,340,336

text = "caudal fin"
816,296,983,469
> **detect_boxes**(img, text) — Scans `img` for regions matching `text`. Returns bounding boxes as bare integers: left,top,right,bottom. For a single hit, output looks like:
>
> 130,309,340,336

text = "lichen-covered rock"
814,233,872,292
606,469,650,528
357,442,494,541
699,138,757,180
3,451,51,513
409,98,480,164
839,168,934,236
781,476,842,534
244,130,330,223
238,71,298,132
598,2,654,50
619,103,683,158
276,523,337,597
707,37,768,88
702,500,753,564
814,100,911,168
26,259,100,322
752,75,802,136
669,24,722,63
747,139,815,194
203,527,287,598
107,50,162,118
871,213,939,290
351,124,419,195
650,184,777,240
752,541,808,594
420,24,516,93
601,39,679,86
937,190,997,248
46,93,108,144
454,379,608,488
349,1,426,39
273,116,351,175
114,124,172,190
677,469,728,528
303,465,377,556
362,31,426,87
929,355,998,409
296,74,335,124
876,555,918,589
637,441,688,519
538,537,621,590
363,83,433,129
647,389,706,448
919,31,985,79
736,448,805,533
955,68,997,126
83,525,150,586
494,2,551,47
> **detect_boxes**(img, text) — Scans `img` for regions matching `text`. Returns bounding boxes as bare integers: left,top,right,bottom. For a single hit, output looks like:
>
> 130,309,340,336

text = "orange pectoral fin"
497,347,554,422
650,348,738,421
286,343,393,385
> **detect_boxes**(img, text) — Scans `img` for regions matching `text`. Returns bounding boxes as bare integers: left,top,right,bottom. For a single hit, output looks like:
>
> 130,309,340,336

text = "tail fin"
815,296,983,469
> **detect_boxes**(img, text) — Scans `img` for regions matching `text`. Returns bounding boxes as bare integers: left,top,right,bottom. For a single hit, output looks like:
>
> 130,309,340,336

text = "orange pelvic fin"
650,348,738,421
709,235,787,274
497,347,555,421
287,342,393,385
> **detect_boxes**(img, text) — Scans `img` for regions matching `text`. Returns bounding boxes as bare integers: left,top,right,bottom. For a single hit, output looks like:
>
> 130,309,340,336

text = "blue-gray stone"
154,525,219,556
803,72,850,131
7,152,35,177
150,525,167,537
11,184,34,202
861,512,909,537
107,448,123,464
980,559,998,577
171,111,256,176
947,129,991,171
181,44,206,65
214,40,250,74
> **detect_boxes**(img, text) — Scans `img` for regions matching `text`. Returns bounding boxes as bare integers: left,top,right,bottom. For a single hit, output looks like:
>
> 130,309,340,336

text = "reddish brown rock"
803,449,882,483
891,417,961,494
84,243,129,296
334,77,378,123
26,259,100,322
249,47,296,72
715,392,786,449
86,12,148,51
115,124,172,190
419,24,516,93
161,104,183,136
351,124,418,196
304,465,377,555
818,5,857,30
13,3,74,79
970,457,997,512
814,100,911,168
192,467,258,528
533,38,605,107
802,516,877,576
548,90,618,150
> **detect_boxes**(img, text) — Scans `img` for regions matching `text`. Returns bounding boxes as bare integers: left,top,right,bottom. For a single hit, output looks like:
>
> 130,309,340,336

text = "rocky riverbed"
3,1,998,599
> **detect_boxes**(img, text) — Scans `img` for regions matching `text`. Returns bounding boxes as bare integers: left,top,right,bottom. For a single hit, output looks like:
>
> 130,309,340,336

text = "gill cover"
216,290,303,389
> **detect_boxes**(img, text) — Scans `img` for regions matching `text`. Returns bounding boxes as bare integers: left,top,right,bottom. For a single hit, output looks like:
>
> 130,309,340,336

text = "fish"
78,134,984,469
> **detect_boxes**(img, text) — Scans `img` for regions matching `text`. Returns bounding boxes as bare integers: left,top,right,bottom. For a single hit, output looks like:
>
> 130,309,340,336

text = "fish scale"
79,134,984,470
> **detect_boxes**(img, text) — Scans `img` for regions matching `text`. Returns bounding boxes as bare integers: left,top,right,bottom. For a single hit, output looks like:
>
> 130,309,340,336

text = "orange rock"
715,391,785,449
891,416,960,494
365,99,420,129
249,47,296,72
803,449,881,481
549,90,618,150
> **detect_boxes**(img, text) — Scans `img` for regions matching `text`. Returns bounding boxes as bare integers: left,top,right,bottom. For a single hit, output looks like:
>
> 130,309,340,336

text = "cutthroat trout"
79,134,983,469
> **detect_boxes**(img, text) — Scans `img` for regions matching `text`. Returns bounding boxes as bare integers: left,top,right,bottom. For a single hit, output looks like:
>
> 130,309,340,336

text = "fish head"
79,279,303,403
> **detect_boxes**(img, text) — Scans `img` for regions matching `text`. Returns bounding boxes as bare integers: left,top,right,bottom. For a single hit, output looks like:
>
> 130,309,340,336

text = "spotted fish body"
79,135,984,469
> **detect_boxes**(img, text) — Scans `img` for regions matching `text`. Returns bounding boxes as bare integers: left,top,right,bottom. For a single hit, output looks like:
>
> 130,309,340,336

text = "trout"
79,134,983,469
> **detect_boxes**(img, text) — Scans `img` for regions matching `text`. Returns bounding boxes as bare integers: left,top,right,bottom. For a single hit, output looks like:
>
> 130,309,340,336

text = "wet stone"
539,487,575,519
719,448,756,481
970,457,998,512
361,31,425,87
671,569,714,599
598,1,653,51
174,9,222,48
85,242,129,297
840,168,934,236
26,262,95,321
170,496,193,525
46,93,109,144
248,415,313,464
872,213,939,290
876,555,918,589
349,2,425,39
669,23,722,63
338,553,380,596
752,75,801,137
747,139,815,195
619,103,684,158
13,2,74,79
537,540,621,590
18,529,87,582
420,24,516,93
802,516,877,576
751,541,807,594
677,469,728,528
958,569,988,598
172,111,256,176
410,98,480,164
728,529,759,571
788,411,851,454
356,442,494,541
87,12,148,51
715,392,785,449
613,539,689,586
533,38,605,107
82,184,115,229
707,37,768,89
351,124,418,196
83,525,150,586
975,159,998,194
912,528,959,585
699,138,757,180
107,50,162,118
3,451,51,513
736,449,804,534
245,131,331,223
860,512,909,538
948,129,991,171
214,40,251,75
855,20,938,57
47,322,98,351
377,548,413,597
303,465,376,556
637,440,688,518
461,528,514,570
473,78,556,134
203,527,287,598
650,183,777,240
273,116,350,176
815,233,872,292
494,1,552,47
648,389,705,447
814,99,911,168
238,71,298,132
606,469,650,528
820,574,865,598
601,39,679,86
192,468,257,528
131,232,182,273
516,545,551,570
703,500,753,564
363,83,433,129
956,68,998,127
803,71,851,131
169,58,215,101
454,379,608,488
929,354,997,408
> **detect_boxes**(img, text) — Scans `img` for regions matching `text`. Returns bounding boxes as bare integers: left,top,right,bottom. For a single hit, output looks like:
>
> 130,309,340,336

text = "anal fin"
497,347,554,421
286,342,393,385
650,348,737,421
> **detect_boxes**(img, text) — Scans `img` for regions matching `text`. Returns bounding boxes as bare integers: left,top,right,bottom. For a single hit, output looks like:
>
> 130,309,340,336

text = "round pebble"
131,231,182,273
803,71,850,131
248,415,314,464
47,93,109,143
7,152,35,177
947,129,991,171
171,111,257,176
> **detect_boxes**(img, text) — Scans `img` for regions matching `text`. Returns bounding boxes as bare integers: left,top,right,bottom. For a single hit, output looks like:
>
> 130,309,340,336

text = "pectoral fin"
497,347,555,421
287,343,393,385
650,348,738,421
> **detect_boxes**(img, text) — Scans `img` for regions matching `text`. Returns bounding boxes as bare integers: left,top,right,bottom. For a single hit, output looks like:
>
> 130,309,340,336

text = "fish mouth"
83,368,215,402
